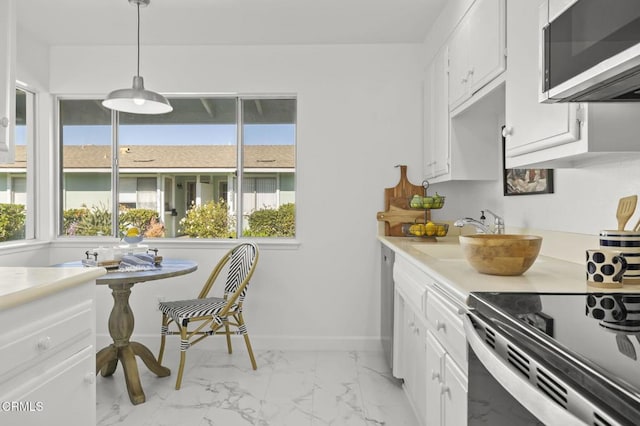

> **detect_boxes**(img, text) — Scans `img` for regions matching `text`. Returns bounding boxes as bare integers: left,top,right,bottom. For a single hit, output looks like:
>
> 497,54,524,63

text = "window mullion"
111,111,119,238
236,98,243,238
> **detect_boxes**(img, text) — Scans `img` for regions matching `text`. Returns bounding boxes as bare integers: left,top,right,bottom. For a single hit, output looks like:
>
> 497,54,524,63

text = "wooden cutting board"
377,165,427,236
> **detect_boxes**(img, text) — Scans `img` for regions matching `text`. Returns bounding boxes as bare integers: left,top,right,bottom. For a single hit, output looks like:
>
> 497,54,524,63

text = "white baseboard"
97,334,383,352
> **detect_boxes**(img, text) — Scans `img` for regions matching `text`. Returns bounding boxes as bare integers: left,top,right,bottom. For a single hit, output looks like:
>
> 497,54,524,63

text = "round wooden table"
60,259,197,405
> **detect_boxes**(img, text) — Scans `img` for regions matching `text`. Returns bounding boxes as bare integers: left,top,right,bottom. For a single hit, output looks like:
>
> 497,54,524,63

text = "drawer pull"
36,336,52,351
431,370,441,382
436,320,446,331
84,373,95,384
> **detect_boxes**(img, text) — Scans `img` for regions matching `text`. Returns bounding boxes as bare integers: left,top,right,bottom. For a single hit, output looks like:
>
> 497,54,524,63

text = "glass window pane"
0,88,30,242
118,97,237,238
241,98,296,238
60,99,113,236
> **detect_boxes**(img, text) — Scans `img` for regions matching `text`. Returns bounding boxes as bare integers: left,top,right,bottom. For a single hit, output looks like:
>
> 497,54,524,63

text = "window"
0,87,35,242
58,96,296,239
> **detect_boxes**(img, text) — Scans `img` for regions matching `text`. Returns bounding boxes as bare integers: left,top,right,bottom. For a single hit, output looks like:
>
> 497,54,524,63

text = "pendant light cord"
136,2,141,78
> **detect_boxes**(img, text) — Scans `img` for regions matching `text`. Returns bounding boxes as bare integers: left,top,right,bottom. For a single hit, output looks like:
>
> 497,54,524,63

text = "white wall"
41,43,425,350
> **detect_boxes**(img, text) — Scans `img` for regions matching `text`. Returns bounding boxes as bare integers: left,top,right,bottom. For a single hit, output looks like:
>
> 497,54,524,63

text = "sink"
410,243,465,261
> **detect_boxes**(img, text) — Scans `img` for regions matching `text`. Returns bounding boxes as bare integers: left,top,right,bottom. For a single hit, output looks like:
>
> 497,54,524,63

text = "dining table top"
58,259,198,286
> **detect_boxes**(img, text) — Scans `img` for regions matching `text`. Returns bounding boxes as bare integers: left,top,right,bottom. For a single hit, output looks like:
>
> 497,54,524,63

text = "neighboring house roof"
1,145,295,170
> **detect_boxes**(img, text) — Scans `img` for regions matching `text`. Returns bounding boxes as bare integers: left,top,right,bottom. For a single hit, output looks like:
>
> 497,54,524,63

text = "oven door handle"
463,313,586,426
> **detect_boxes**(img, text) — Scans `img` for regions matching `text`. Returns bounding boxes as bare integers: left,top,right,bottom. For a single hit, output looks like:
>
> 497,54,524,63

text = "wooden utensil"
616,195,637,231
377,165,426,236
633,216,640,232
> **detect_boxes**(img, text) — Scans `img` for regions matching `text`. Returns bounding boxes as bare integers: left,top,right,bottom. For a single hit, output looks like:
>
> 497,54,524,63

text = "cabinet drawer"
426,289,467,371
394,258,429,314
0,300,93,381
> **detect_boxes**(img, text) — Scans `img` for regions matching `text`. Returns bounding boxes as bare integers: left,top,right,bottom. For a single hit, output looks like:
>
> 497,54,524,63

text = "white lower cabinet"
0,281,96,426
426,330,445,426
400,299,428,425
393,254,468,426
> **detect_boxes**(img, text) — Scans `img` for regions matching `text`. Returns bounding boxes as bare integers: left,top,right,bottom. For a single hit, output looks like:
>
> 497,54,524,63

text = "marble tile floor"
96,348,419,426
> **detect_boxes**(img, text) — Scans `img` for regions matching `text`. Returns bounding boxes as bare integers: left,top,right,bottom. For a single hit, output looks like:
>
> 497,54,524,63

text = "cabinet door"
3,347,95,426
424,46,449,179
447,20,470,110
413,318,428,426
504,0,580,160
468,0,506,95
393,290,406,378
443,355,468,426
425,330,445,426
0,0,15,163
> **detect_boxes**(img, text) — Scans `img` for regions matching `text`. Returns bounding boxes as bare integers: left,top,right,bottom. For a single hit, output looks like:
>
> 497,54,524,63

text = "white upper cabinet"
424,46,449,180
0,0,16,164
448,0,506,111
504,0,640,169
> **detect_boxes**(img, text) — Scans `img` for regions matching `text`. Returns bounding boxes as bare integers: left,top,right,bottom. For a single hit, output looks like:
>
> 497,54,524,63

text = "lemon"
436,225,447,237
425,222,436,236
126,227,140,237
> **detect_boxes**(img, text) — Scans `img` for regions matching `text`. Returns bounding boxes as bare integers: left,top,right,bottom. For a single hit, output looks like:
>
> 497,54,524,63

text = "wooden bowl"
459,234,543,276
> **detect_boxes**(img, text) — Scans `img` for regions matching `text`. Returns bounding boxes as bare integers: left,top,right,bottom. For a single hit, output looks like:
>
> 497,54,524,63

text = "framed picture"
504,168,554,196
517,312,554,337
502,126,554,196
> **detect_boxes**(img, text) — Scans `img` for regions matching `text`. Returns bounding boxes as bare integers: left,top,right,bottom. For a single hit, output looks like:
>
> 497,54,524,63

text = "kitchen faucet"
454,210,505,234
484,209,505,234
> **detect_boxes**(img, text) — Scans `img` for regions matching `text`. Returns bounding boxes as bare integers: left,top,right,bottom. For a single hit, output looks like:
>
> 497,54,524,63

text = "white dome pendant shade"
102,0,172,115
103,76,172,114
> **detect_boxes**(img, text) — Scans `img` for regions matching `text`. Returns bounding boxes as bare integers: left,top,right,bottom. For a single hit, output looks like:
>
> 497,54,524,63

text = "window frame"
55,93,297,241
0,84,37,244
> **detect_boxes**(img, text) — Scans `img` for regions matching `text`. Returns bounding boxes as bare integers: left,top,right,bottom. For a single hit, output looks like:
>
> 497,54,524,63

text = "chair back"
224,242,258,303
198,242,259,306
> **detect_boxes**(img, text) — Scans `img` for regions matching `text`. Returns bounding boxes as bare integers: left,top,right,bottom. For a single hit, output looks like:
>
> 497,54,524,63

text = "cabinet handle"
431,370,441,382
461,77,467,84
502,126,513,137
436,320,446,332
468,68,474,76
440,384,450,396
0,117,8,128
36,336,52,351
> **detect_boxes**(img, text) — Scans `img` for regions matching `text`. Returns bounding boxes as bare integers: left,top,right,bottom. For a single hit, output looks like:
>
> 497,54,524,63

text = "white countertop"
379,235,640,305
0,266,107,310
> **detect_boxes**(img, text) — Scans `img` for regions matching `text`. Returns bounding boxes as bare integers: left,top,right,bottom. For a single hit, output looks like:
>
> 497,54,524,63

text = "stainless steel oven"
465,292,640,425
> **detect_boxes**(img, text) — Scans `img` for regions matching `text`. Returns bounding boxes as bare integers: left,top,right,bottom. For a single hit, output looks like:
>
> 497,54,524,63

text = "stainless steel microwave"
540,0,640,103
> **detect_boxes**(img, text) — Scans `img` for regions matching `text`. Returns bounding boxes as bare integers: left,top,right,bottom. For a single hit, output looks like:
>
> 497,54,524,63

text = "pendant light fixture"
102,0,172,114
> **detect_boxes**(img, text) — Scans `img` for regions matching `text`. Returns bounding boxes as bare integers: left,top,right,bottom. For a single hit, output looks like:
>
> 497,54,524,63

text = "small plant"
144,217,165,238
179,199,235,238
0,203,26,242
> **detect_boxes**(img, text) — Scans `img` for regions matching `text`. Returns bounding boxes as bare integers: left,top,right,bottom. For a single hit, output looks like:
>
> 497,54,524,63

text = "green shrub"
245,203,295,237
63,208,87,235
119,208,163,237
179,200,235,238
0,203,26,242
69,203,112,236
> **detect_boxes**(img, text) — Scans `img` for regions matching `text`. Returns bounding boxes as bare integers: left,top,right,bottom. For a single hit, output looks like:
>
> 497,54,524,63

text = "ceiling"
17,0,447,46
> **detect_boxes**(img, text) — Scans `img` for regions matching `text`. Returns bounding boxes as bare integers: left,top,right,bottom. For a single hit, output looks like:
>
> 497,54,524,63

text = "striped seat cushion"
159,297,238,324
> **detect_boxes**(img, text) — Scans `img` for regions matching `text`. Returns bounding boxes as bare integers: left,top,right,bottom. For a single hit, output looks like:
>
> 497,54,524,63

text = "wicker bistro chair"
157,242,259,390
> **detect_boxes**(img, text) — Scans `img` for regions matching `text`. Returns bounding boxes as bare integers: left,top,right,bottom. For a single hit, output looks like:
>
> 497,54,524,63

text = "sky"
56,124,295,146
